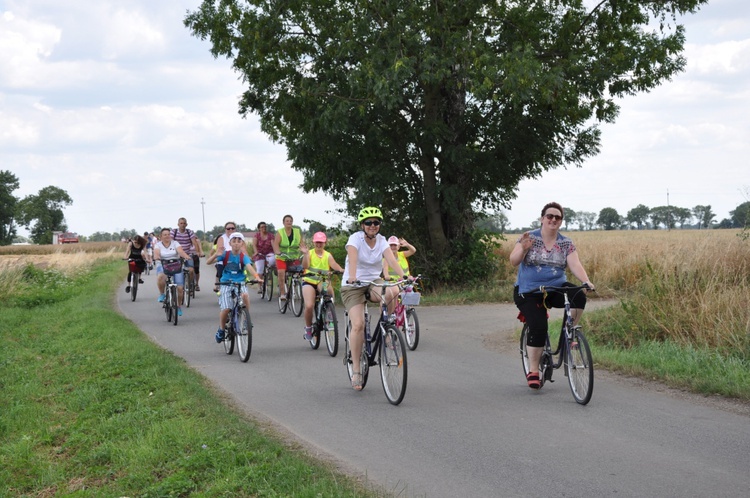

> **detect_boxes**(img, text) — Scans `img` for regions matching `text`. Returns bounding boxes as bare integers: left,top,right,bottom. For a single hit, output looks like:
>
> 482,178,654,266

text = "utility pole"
201,198,206,240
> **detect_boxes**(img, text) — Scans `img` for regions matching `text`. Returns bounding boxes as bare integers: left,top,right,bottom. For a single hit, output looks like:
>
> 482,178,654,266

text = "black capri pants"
514,282,587,348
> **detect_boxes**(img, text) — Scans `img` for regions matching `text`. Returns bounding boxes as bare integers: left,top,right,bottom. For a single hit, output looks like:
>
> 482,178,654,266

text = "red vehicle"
59,232,79,244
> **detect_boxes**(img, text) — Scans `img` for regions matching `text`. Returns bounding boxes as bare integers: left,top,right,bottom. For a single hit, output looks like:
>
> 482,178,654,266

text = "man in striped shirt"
171,217,205,291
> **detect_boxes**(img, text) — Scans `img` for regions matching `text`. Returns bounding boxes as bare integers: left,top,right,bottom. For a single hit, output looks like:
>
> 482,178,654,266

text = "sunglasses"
544,214,563,221
225,226,236,230
362,220,382,227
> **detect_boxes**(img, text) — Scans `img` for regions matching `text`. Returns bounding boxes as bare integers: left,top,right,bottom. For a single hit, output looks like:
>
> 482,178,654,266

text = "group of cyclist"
126,201,595,394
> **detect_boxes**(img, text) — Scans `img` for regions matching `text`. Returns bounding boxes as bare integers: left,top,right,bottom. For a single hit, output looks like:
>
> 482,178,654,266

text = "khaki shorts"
340,279,386,312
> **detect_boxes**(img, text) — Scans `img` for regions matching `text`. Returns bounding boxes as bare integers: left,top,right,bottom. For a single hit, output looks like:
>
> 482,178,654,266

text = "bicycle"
218,280,257,362
277,253,304,317
343,279,409,405
304,268,342,357
182,266,195,308
394,275,422,351
519,284,594,405
260,259,275,302
160,258,183,326
126,258,146,302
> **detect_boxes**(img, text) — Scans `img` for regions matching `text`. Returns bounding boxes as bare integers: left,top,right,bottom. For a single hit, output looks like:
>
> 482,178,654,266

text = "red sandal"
526,372,541,390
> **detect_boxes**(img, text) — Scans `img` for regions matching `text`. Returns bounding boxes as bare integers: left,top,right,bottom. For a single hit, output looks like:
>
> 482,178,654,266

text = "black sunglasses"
225,226,236,230
544,214,562,221
362,220,382,227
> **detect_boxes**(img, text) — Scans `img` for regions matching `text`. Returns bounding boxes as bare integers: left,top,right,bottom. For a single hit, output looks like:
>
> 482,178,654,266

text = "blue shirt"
515,229,576,294
217,251,252,283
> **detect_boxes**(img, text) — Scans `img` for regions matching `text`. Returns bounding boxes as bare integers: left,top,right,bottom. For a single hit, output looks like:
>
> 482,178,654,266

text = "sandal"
526,372,541,390
351,372,364,391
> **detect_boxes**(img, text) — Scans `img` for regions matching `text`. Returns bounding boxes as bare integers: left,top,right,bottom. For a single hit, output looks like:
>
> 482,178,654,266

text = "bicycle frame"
519,284,594,405
344,279,409,405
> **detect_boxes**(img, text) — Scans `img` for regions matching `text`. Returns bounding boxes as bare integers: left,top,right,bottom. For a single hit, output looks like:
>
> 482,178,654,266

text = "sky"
1,0,748,239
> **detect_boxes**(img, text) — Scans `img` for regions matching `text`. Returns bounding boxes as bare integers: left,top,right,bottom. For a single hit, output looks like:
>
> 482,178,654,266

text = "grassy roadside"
0,260,376,497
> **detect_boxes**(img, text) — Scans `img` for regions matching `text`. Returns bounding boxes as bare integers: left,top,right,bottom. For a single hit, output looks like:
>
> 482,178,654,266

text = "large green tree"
186,0,706,257
597,207,621,230
17,187,73,244
730,202,750,228
627,204,651,230
692,205,715,229
0,170,20,245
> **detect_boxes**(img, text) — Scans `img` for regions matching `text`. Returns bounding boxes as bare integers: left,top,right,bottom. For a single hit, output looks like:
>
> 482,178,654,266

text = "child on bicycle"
206,232,260,343
301,231,344,341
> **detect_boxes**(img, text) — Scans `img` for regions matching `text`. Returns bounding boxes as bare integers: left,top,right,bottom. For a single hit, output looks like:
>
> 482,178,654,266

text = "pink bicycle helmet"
312,231,327,243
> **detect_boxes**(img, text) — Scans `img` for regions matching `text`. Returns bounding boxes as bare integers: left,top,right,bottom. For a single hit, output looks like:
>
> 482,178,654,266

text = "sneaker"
138,278,144,284
303,326,313,341
215,328,225,343
195,285,200,292
125,286,131,293
158,294,165,302
177,308,183,317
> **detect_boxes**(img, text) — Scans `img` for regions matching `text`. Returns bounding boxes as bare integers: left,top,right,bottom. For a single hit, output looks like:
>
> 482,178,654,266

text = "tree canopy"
17,186,73,244
0,170,20,246
185,0,706,258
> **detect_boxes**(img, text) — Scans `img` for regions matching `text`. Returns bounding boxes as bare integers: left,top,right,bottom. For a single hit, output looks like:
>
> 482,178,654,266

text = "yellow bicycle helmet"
357,206,383,223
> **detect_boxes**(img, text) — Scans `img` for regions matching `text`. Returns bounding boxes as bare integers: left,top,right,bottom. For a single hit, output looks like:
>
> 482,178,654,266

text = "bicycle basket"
162,259,182,275
128,260,141,273
401,291,421,306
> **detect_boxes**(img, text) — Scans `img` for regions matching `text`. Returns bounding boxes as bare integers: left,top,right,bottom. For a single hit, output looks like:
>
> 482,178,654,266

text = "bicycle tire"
236,307,252,362
263,271,273,301
519,324,531,377
323,301,339,357
131,276,138,302
404,308,419,351
566,328,594,405
223,322,235,355
165,298,172,322
379,323,408,405
278,292,288,313
291,279,303,317
185,277,192,308
345,320,369,390
310,323,321,350
171,286,179,326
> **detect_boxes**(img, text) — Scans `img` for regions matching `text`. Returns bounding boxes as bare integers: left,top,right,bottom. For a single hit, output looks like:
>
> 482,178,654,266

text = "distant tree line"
511,202,750,231
0,170,73,245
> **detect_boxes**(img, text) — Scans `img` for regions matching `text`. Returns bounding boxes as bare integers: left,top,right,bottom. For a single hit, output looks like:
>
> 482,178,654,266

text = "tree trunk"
421,154,448,257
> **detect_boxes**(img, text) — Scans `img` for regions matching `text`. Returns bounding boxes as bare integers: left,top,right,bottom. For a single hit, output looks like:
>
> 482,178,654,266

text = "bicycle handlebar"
538,283,594,293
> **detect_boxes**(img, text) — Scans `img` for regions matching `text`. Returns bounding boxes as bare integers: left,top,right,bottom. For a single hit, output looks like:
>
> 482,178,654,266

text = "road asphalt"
118,273,750,497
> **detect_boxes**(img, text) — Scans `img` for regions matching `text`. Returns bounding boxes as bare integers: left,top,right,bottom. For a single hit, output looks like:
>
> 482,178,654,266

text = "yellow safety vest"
387,251,410,278
303,249,331,285
279,226,302,259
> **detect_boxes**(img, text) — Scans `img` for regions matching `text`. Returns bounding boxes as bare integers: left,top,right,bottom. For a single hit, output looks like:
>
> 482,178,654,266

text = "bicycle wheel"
310,323,321,350
323,301,339,357
404,308,419,351
165,298,172,322
291,279,303,317
171,286,179,326
223,323,235,355
184,273,192,308
345,322,369,390
520,324,531,377
263,270,273,301
130,275,138,302
236,307,252,362
566,328,594,405
379,324,408,405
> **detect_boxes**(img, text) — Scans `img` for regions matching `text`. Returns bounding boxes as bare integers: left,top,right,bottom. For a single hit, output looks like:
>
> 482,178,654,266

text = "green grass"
0,260,376,497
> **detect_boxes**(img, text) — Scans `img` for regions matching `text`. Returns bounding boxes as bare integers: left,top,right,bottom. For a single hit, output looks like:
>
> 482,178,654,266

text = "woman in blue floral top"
509,202,595,389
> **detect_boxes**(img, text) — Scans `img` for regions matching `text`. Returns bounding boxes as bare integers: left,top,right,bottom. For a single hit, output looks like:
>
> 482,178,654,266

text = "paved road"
118,274,750,497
